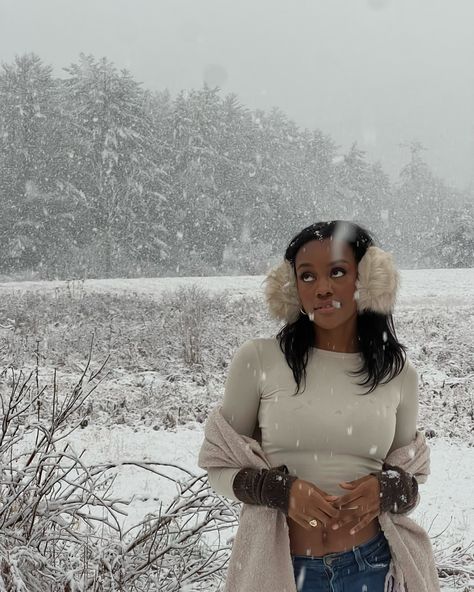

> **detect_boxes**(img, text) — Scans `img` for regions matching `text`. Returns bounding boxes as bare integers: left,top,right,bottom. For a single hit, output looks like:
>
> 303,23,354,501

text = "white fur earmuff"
263,245,400,323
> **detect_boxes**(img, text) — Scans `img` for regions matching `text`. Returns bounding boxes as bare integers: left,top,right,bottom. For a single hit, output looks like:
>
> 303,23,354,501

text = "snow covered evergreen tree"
395,141,447,266
333,142,373,221
166,86,239,273
0,53,66,274
60,54,168,278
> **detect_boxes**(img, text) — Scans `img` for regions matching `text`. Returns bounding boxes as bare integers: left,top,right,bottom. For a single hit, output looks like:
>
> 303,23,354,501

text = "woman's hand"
288,478,341,530
328,474,381,535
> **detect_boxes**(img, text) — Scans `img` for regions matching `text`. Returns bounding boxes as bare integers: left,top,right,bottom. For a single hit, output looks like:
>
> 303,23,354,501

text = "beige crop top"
207,337,419,501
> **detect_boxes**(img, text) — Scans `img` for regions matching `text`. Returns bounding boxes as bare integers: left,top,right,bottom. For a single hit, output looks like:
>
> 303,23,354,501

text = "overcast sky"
1,0,473,189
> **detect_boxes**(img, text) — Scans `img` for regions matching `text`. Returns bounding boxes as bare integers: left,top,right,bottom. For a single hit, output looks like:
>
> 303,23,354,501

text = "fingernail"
332,524,339,530
350,529,355,535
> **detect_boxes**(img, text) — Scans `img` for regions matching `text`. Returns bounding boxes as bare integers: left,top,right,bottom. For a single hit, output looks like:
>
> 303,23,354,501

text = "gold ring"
309,519,318,527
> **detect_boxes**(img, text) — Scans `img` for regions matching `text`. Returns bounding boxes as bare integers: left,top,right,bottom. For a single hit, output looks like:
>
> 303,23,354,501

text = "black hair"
276,220,408,396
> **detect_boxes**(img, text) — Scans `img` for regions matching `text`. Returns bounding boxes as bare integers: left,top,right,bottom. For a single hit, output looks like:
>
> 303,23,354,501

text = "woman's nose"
315,279,333,294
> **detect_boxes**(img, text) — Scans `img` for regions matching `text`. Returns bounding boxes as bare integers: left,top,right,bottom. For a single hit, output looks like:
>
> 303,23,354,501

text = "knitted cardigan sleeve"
232,464,298,515
370,463,419,513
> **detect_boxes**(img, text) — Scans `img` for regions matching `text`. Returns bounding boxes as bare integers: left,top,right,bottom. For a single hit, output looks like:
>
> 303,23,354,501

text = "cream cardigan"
198,404,440,592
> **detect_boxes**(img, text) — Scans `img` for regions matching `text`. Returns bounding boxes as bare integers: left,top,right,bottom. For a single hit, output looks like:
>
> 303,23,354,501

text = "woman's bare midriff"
287,515,381,556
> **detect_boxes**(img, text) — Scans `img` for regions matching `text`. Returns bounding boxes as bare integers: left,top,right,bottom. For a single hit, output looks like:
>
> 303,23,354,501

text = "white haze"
0,0,473,188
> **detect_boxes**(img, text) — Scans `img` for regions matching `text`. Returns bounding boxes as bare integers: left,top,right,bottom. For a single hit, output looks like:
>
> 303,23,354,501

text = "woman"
205,220,428,591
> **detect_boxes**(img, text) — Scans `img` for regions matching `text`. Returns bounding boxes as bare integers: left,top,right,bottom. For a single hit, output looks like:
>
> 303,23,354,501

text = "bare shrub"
0,342,230,591
159,284,223,366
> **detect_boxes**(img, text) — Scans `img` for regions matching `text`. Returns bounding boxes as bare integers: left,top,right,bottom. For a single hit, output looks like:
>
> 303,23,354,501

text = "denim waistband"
291,530,389,569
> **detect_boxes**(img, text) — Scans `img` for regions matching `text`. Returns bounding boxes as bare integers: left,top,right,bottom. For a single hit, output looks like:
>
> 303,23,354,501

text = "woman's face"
294,238,359,327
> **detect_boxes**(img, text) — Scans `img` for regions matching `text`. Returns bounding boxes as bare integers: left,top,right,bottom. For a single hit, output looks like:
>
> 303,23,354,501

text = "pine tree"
395,141,446,265
60,53,168,277
212,93,260,271
368,161,394,246
424,204,474,267
249,107,303,251
166,85,235,273
0,53,66,273
334,142,372,221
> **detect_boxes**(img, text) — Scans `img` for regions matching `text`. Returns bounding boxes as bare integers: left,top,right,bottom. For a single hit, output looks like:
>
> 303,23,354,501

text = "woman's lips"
316,306,336,314
315,301,341,313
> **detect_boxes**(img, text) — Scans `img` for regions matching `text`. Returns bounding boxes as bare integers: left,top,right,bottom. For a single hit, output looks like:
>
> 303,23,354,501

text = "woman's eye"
300,268,345,282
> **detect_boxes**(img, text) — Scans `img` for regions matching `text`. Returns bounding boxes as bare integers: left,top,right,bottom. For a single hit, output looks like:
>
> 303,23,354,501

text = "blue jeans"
291,530,391,591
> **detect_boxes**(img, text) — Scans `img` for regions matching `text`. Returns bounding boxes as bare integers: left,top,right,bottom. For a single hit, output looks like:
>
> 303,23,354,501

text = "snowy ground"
0,268,473,590
1,266,472,306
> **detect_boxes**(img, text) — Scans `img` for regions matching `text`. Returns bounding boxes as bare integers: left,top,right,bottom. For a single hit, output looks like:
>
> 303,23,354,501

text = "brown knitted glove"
231,464,298,515
371,462,419,514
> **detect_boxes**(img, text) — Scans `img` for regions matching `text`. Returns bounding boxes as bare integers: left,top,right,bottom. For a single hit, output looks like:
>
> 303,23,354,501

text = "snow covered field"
0,268,473,590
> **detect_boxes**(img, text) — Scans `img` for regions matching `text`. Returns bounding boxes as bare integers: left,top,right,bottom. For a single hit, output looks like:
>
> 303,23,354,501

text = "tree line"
0,52,472,280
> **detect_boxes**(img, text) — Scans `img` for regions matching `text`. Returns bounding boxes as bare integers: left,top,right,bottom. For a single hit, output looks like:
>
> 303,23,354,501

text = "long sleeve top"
207,337,419,501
